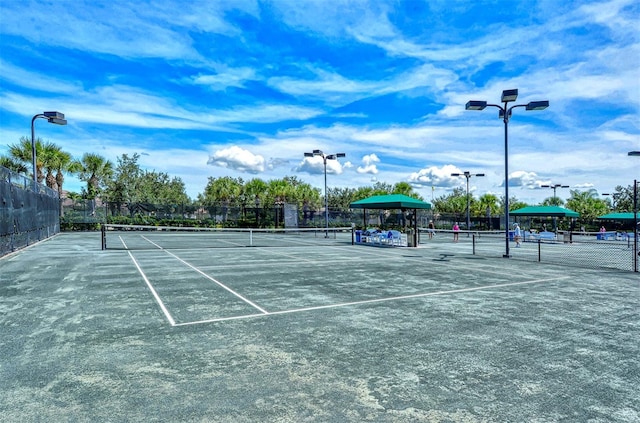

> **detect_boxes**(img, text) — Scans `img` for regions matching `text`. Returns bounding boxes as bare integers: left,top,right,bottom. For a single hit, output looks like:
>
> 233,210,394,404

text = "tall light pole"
466,89,549,258
304,149,345,235
451,171,484,233
31,111,67,185
630,151,638,272
601,192,617,210
541,183,569,202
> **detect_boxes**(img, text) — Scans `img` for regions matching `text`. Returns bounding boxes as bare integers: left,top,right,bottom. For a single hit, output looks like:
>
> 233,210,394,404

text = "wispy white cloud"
0,1,259,61
0,0,637,204
188,66,260,91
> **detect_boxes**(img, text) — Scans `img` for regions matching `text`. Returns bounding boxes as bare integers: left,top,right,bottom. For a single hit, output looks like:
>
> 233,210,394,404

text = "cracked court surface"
1,232,638,422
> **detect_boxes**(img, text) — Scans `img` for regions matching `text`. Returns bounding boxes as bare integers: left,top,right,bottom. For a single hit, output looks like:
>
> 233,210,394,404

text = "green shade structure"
350,194,431,248
597,212,637,220
349,194,432,210
510,205,579,217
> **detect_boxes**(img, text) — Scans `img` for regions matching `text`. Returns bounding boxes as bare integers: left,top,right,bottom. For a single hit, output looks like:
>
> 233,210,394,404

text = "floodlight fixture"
501,89,518,102
465,100,487,111
43,111,65,120
629,151,640,156
526,100,550,111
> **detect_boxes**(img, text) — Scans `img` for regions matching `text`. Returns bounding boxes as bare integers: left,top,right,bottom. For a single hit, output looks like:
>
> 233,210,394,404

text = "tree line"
1,137,635,224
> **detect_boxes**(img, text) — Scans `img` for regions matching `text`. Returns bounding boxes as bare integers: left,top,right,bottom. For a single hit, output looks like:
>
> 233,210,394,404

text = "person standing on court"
428,220,435,239
514,223,522,247
452,222,460,242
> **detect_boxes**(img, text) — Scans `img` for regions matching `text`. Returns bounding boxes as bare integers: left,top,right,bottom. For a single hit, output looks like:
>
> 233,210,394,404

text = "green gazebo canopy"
349,194,432,210
510,205,579,217
597,212,637,220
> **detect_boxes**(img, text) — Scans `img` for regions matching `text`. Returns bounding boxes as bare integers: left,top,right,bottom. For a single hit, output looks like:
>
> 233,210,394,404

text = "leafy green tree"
327,187,357,211
432,188,467,215
353,186,375,201
104,153,142,206
103,153,189,218
371,181,393,196
605,184,635,212
499,196,528,212
135,171,189,205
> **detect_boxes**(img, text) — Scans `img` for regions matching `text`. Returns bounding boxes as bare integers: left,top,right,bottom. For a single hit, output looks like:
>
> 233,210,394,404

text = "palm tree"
40,143,63,190
566,189,608,221
52,150,77,198
76,153,114,199
8,136,46,182
202,176,243,222
474,193,500,229
0,156,28,174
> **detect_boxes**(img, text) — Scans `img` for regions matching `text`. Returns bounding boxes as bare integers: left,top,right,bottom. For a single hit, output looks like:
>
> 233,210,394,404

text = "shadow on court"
1,232,638,422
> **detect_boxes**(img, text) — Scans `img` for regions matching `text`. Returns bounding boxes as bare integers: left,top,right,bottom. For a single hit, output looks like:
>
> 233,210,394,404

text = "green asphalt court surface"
1,232,639,422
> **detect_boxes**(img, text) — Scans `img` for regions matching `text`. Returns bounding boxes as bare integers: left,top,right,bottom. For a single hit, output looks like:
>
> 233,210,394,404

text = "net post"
351,226,355,245
250,229,253,247
472,233,476,255
101,224,106,250
537,239,541,262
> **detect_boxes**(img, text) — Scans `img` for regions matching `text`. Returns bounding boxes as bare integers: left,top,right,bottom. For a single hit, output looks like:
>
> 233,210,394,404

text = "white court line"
127,250,176,326
141,235,269,315
118,235,129,249
174,275,571,327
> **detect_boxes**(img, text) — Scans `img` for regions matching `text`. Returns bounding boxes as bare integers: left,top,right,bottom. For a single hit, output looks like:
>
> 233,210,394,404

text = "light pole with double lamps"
466,89,548,258
303,150,346,236
629,151,639,272
541,183,569,202
451,171,484,234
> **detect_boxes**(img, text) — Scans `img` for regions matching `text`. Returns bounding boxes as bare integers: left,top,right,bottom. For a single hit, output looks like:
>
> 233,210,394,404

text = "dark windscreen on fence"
0,166,60,256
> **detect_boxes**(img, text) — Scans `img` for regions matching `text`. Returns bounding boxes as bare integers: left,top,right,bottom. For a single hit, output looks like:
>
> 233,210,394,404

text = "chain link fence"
1,166,60,256
458,231,638,272
62,200,435,230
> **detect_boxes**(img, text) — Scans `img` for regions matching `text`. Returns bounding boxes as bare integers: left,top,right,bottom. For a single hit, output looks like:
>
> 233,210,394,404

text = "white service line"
127,250,176,326
118,235,129,249
174,275,571,327
158,248,269,315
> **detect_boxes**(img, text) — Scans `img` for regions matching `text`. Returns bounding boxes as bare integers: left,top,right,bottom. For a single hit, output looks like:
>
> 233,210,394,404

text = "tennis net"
101,224,354,250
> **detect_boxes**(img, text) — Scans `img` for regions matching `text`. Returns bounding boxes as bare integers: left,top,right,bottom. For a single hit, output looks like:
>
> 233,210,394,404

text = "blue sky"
1,0,638,204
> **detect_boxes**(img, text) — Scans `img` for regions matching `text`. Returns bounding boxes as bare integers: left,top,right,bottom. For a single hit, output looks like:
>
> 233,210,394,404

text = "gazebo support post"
413,209,418,247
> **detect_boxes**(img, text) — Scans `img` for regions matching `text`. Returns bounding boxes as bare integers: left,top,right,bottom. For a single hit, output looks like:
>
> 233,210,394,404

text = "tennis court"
1,232,638,422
